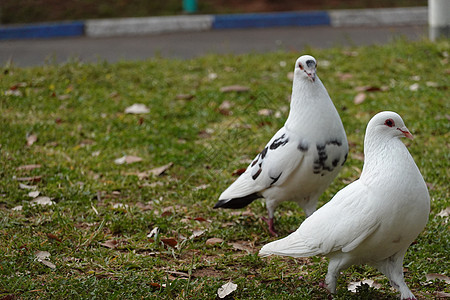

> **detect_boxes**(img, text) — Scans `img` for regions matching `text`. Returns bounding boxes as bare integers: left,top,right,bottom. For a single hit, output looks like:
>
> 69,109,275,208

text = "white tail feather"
259,232,317,258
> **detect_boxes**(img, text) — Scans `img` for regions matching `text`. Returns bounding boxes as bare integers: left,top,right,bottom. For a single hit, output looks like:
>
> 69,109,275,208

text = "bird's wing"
259,180,381,257
219,127,305,200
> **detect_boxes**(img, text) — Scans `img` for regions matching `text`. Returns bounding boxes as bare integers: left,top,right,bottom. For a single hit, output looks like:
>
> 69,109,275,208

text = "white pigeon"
214,55,348,236
259,111,430,300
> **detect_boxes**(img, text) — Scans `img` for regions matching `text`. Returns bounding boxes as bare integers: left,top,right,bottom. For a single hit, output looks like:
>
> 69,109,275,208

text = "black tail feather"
213,193,261,209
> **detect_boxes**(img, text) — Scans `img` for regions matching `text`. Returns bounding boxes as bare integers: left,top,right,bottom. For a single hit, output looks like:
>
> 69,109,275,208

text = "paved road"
1,25,426,67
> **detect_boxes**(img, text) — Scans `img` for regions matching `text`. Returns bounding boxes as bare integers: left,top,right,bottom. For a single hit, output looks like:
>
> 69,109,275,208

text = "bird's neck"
361,135,410,184
285,76,333,131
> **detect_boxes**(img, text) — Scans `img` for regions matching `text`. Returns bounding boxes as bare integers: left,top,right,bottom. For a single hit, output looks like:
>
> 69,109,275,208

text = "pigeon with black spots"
214,55,348,236
259,111,430,300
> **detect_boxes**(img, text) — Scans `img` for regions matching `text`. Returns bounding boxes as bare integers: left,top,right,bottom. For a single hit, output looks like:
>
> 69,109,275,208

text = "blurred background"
1,0,427,24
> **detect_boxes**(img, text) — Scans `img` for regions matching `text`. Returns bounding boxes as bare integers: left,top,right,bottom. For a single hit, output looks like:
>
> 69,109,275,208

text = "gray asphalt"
1,25,427,67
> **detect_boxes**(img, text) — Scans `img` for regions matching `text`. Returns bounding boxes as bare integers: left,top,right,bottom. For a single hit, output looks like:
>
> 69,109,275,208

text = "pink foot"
261,216,278,237
319,282,332,300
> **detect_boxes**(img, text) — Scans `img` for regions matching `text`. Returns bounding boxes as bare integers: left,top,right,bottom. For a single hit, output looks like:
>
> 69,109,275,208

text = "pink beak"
307,70,316,82
398,127,414,139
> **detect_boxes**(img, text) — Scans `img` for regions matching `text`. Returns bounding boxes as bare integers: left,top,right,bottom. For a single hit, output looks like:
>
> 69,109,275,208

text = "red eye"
384,118,395,127
299,64,304,70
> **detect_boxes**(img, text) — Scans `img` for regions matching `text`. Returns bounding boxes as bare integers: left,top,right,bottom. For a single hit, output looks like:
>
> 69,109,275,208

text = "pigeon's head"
367,111,414,140
295,55,317,82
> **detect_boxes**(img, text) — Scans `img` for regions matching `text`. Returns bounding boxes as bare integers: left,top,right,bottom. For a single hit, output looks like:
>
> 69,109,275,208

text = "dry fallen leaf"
218,100,232,115
147,227,159,239
189,229,206,240
31,196,54,206
217,281,237,299
112,203,129,209
208,73,218,80
5,89,23,96
426,81,439,87
149,282,162,288
176,94,194,100
140,181,164,188
136,202,154,211
16,176,42,183
347,279,381,293
40,259,56,269
435,291,450,298
205,238,224,245
355,85,387,92
16,164,41,171
114,155,143,165
231,241,254,253
79,139,95,147
35,251,50,260
230,209,255,217
165,270,190,278
258,108,273,116
343,50,358,56
287,71,294,81
193,184,209,191
437,207,450,217
58,94,70,101
19,183,37,190
409,83,420,91
26,134,38,146
161,238,177,248
198,128,214,139
124,155,143,164
35,251,56,269
47,233,62,243
321,60,331,68
100,239,119,249
28,191,40,198
220,85,250,93
124,103,150,114
353,93,366,105
337,72,353,81
426,273,450,284
148,162,173,176
221,222,235,228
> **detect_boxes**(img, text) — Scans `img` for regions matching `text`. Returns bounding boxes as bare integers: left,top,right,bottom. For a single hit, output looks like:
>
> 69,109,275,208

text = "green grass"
0,39,449,299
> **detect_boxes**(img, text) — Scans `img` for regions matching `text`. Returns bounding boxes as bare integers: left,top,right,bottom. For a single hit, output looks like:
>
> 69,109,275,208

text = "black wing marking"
269,172,282,186
313,139,346,175
269,133,289,150
250,146,268,180
213,192,261,209
297,140,309,152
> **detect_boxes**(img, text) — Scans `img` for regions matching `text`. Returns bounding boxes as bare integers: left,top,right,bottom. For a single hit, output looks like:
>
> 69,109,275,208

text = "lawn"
0,39,449,299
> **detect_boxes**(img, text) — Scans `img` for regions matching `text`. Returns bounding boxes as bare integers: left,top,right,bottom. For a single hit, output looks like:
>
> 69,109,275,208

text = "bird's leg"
263,203,278,236
261,216,278,237
324,271,337,294
302,196,317,218
375,250,416,300
325,255,352,295
318,282,334,300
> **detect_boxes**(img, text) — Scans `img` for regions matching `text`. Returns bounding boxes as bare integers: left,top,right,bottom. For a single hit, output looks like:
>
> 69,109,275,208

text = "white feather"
259,111,430,299
216,55,348,226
